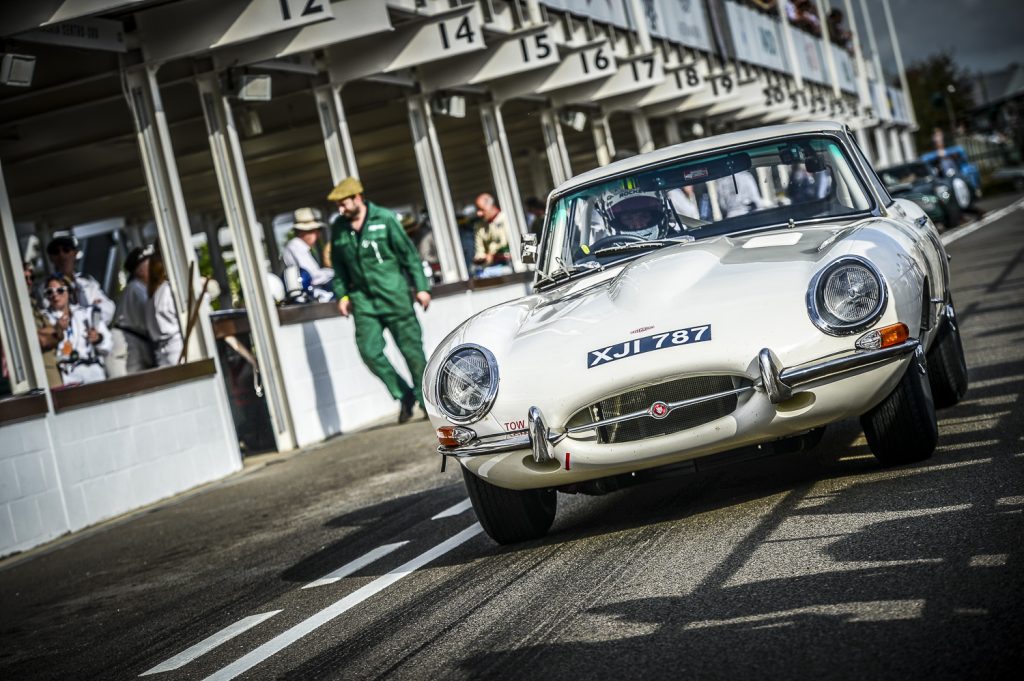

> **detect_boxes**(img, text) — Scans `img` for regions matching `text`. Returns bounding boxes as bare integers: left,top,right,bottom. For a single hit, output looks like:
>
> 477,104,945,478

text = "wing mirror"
521,233,538,264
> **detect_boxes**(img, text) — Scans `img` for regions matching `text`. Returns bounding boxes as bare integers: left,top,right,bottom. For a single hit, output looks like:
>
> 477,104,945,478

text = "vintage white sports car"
425,121,968,544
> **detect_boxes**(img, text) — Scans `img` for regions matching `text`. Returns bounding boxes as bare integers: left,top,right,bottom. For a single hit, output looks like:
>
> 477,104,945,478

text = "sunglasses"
44,286,69,296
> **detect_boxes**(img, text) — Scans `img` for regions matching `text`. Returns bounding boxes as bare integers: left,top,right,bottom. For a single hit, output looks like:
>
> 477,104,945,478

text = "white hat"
293,207,325,231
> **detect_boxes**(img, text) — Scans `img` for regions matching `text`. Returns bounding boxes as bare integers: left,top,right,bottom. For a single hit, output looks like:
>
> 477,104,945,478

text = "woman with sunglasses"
43,274,113,385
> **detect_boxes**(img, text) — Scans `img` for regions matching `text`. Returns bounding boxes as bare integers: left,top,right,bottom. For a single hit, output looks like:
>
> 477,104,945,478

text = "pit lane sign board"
137,0,334,64
14,16,126,52
0,0,145,37
418,28,561,91
212,0,390,69
550,51,664,106
327,5,485,83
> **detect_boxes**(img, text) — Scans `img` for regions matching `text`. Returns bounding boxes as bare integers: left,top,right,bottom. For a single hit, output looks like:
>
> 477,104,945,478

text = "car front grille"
579,375,748,444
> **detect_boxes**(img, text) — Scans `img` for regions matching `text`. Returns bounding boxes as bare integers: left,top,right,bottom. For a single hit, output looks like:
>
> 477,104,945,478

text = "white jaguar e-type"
425,121,968,544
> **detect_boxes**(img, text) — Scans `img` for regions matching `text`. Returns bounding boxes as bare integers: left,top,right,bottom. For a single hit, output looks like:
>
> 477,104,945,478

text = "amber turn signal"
855,322,910,350
878,323,910,347
436,426,476,447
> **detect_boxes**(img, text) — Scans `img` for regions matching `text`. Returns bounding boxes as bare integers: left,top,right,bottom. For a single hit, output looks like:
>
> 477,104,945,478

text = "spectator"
43,235,115,325
282,207,335,301
328,176,432,422
715,171,766,217
145,247,184,367
524,196,546,235
827,8,853,51
112,245,155,374
25,263,62,387
668,185,701,220
403,211,440,282
43,274,112,385
473,192,511,269
457,204,478,275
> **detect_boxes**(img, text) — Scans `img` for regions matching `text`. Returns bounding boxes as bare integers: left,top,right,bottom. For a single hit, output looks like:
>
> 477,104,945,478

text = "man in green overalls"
328,176,431,422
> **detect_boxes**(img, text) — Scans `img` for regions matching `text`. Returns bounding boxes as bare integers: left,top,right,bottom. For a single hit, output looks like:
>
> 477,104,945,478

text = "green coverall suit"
330,201,431,407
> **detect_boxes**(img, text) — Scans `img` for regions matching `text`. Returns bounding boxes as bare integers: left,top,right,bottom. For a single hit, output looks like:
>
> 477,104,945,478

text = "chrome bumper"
758,339,920,403
438,339,920,459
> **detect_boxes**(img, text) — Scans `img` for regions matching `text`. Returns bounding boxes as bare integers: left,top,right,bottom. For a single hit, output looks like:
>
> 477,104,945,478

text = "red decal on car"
565,452,571,470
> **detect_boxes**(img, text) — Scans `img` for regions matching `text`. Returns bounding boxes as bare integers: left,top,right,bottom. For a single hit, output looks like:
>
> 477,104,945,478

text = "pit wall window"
21,224,187,390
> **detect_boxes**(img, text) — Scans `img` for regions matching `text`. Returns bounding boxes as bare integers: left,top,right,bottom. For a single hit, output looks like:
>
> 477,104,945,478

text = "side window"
848,135,892,207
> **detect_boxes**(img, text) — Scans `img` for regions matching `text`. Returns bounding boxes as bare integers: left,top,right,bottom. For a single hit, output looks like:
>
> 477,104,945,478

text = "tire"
860,349,938,466
927,303,969,408
952,177,972,210
942,199,961,231
462,466,556,544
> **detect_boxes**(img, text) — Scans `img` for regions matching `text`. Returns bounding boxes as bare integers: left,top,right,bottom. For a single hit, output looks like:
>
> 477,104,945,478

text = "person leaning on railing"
42,273,112,386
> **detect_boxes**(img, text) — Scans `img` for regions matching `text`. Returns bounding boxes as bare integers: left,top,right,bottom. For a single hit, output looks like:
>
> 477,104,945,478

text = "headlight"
936,185,951,201
807,256,887,336
435,344,498,424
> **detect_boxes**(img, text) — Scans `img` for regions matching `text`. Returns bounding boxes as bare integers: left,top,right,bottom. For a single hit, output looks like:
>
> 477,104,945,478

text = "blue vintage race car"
920,145,982,207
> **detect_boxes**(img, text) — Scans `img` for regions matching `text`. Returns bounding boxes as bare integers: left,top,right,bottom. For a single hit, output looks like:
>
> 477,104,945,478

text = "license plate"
587,324,712,368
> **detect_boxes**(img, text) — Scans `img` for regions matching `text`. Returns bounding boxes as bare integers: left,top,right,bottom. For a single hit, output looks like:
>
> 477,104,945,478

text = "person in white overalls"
42,274,112,385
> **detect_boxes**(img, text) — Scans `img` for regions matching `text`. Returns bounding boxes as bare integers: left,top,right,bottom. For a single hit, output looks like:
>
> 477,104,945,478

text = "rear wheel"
942,199,962,231
927,303,969,408
860,349,938,466
462,466,556,544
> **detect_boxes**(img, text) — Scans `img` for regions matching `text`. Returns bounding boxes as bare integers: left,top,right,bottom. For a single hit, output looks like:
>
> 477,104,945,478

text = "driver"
606,194,665,240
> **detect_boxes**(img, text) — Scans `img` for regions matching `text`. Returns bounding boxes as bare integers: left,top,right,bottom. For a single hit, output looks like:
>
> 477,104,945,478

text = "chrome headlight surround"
434,344,499,425
806,256,888,336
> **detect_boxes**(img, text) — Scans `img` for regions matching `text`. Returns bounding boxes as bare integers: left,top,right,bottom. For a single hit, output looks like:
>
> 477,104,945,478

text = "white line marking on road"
941,197,1024,246
431,499,472,520
203,523,483,681
303,541,409,589
140,611,281,676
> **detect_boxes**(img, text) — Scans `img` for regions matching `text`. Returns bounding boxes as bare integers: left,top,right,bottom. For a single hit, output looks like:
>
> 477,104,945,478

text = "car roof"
551,120,849,197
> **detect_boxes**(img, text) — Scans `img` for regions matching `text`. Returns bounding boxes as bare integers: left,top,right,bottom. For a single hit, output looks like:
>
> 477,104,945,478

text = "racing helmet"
607,193,665,240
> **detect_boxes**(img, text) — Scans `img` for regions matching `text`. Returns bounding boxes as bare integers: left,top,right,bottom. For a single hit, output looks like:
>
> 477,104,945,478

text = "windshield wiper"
536,259,605,289
589,239,687,256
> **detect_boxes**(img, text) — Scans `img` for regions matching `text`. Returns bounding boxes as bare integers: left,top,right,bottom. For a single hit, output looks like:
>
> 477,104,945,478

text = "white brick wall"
0,418,65,556
281,282,531,447
0,373,241,558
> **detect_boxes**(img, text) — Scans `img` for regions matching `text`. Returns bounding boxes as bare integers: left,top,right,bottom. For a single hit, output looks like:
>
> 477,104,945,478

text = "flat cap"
327,176,364,201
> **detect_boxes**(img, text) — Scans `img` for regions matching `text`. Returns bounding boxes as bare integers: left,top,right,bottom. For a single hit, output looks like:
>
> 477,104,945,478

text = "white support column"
314,84,358,185
123,65,211,364
813,0,842,99
592,113,616,167
777,0,803,90
873,126,891,167
755,166,775,206
540,108,572,186
882,0,917,129
480,101,525,272
631,112,655,154
900,129,916,161
855,126,874,164
196,72,296,453
664,117,682,146
0,158,46,394
528,148,549,201
887,127,904,164
407,94,467,283
843,0,871,111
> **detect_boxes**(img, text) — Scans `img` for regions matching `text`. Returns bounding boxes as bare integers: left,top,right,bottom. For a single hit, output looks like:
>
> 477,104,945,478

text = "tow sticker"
587,324,711,368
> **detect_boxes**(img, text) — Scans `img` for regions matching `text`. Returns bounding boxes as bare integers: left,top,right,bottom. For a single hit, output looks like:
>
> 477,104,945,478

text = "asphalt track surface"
2,193,1023,680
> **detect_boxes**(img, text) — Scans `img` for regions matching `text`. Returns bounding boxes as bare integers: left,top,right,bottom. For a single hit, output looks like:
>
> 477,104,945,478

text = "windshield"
879,162,933,188
539,135,873,280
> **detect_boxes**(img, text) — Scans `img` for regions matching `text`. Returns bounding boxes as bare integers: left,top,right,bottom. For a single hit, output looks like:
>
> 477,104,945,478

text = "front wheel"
462,466,556,544
942,198,962,231
860,349,938,466
927,303,969,408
